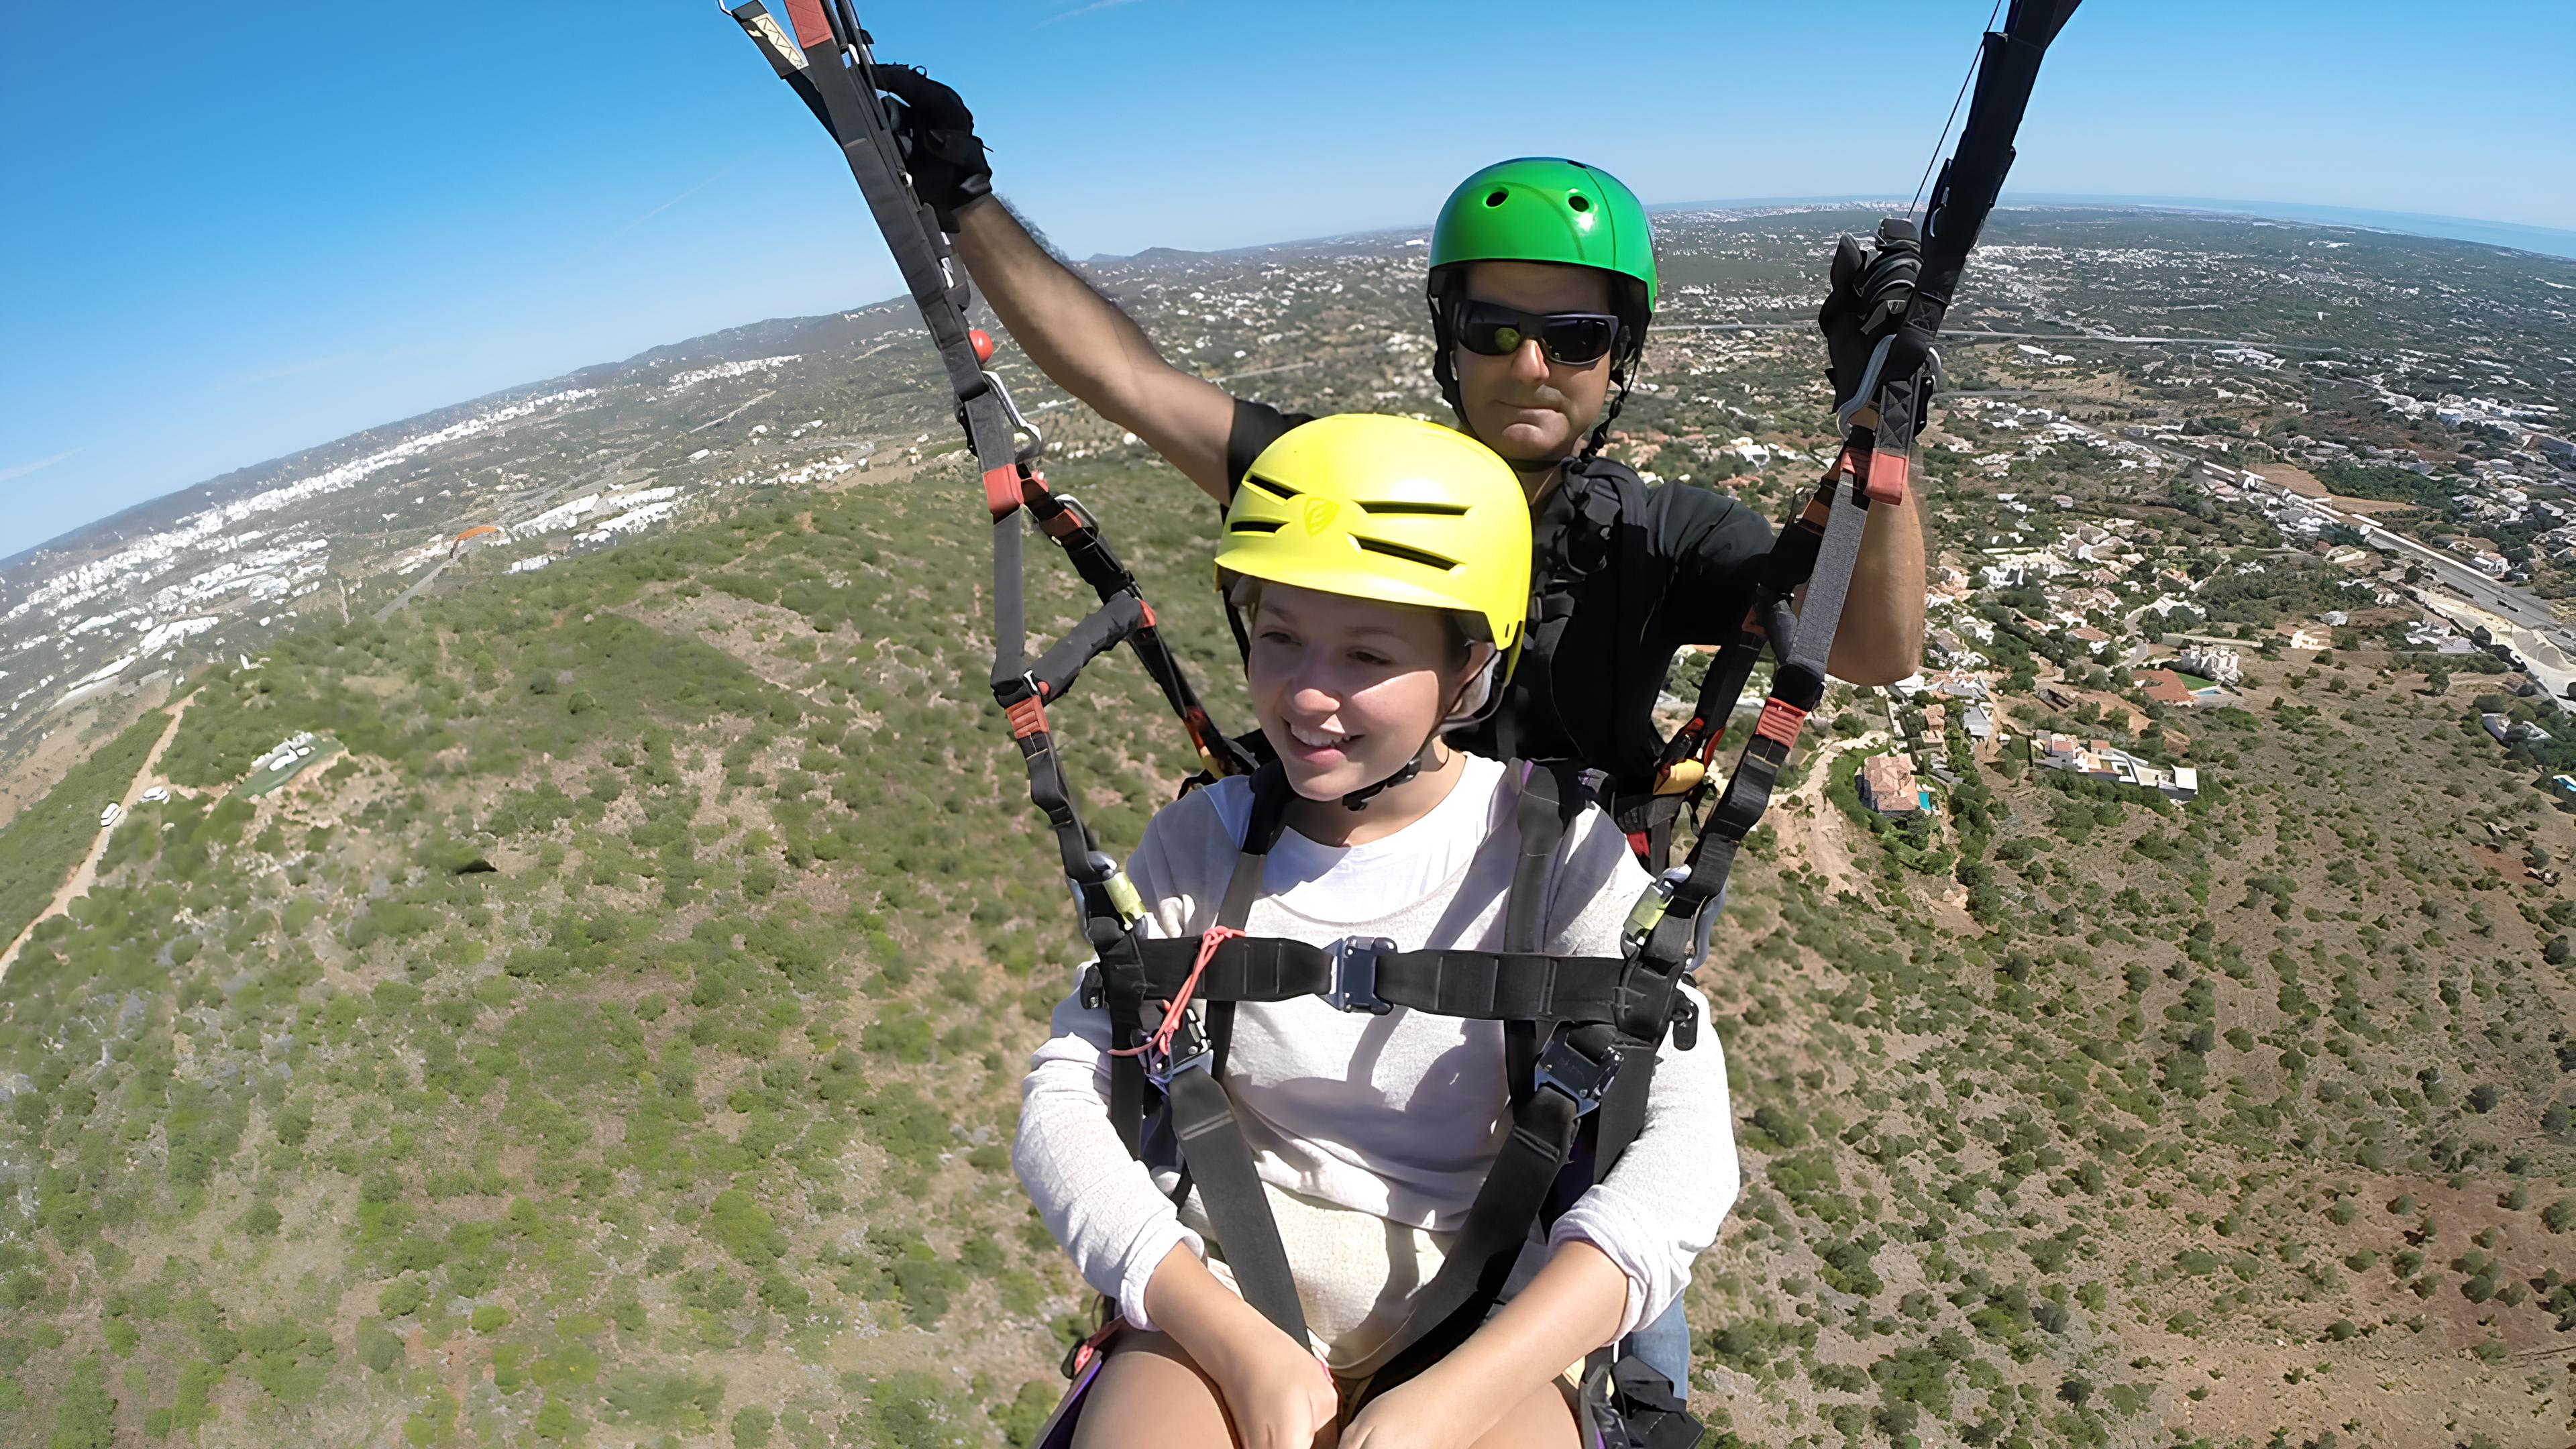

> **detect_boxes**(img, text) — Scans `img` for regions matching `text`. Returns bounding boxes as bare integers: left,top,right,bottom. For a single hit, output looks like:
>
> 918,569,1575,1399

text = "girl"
1016,414,1735,1449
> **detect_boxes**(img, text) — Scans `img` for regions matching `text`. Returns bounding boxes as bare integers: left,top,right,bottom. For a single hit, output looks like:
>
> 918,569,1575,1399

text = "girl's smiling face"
1242,583,1477,803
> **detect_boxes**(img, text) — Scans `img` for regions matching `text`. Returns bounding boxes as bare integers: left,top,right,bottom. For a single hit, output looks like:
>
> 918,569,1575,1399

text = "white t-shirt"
1013,754,1737,1342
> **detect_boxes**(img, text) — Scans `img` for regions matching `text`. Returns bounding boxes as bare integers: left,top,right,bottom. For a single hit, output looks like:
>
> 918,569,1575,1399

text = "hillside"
0,209,2572,1449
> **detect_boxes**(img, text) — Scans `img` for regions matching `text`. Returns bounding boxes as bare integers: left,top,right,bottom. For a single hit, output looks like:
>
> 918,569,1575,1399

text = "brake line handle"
1018,593,1150,706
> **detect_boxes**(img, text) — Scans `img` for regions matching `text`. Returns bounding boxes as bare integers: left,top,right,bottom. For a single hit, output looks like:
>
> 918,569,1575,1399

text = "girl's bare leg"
1070,1330,1242,1449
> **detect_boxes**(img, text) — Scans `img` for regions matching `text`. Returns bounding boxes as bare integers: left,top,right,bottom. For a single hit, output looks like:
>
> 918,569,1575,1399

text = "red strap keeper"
1862,448,1909,506
982,465,1021,520
1754,698,1809,748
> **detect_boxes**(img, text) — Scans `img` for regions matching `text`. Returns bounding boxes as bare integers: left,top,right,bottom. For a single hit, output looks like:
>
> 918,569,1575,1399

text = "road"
1760,731,1888,900
0,692,196,984
2033,405,2576,667
374,555,454,624
2246,484,2576,693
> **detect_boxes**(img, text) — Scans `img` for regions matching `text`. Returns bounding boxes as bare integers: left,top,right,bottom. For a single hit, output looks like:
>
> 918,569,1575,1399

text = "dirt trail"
1761,731,1884,898
0,693,195,984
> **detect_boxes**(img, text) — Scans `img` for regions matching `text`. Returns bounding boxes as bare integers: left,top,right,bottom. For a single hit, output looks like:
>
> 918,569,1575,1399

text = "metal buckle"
981,368,1047,464
1668,991,1701,1052
1534,1022,1621,1116
1143,1010,1212,1089
1077,964,1104,1011
1068,853,1143,931
1325,936,1395,1015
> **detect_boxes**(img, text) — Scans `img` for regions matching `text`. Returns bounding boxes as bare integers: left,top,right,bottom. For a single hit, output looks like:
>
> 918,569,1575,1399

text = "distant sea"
1657,193,2576,263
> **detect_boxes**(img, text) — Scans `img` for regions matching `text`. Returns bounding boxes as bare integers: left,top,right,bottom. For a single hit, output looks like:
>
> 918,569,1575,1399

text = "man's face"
1450,260,1618,474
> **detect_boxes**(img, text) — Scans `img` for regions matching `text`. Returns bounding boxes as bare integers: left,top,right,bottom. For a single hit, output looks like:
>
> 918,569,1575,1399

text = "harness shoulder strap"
1503,760,1578,955
1503,759,1587,1109
1167,765,1308,1344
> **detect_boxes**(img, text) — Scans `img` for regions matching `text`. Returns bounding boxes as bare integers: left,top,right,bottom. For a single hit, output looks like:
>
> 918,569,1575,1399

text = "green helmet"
1428,158,1658,317
1426,158,1657,456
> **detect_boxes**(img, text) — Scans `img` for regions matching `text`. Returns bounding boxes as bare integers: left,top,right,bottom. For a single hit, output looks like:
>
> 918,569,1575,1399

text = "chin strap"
1337,652,1497,810
1338,741,1434,812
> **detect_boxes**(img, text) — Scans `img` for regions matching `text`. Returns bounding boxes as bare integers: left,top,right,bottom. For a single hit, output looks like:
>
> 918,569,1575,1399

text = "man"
881,66,1923,1394
879,83,1927,835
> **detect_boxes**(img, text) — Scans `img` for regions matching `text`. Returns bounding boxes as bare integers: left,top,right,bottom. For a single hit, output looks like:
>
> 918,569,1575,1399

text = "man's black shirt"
1225,398,1774,792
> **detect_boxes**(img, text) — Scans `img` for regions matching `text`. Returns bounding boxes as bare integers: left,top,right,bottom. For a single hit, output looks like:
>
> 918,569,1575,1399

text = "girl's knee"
1069,1331,1234,1449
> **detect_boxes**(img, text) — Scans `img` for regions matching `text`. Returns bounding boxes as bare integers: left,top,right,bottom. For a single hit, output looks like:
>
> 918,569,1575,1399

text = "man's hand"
875,66,993,232
1818,217,1925,412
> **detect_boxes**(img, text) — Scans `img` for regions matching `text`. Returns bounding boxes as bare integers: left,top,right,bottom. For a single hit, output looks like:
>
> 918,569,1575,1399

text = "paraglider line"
1910,0,2004,221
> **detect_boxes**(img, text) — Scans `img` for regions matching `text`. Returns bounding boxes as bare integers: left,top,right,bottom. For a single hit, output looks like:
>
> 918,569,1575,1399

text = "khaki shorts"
1183,1182,1587,1393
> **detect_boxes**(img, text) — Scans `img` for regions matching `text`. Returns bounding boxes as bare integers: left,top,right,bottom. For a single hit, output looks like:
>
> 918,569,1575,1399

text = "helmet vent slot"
1485,190,1508,207
1352,537,1457,572
1567,193,1591,212
1358,500,1469,517
1240,470,1300,500
1226,519,1283,535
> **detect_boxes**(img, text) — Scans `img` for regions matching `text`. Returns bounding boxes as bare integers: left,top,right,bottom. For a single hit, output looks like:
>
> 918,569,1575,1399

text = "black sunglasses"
1451,299,1623,367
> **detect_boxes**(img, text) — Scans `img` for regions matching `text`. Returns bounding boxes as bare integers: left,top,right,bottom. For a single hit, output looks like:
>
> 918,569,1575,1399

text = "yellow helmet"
1216,414,1531,680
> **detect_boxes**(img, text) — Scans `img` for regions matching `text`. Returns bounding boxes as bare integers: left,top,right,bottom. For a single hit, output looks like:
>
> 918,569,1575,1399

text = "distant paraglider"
449,525,507,559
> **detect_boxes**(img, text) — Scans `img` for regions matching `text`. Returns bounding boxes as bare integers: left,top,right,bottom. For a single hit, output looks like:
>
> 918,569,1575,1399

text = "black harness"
1085,759,1701,1442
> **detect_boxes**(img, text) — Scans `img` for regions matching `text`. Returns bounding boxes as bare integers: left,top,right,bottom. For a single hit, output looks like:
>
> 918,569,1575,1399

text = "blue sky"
3,0,2569,561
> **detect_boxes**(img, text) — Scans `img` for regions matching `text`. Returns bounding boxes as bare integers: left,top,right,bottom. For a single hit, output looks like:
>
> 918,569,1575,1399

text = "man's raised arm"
1815,226,1930,686
879,66,1236,501
952,201,1236,500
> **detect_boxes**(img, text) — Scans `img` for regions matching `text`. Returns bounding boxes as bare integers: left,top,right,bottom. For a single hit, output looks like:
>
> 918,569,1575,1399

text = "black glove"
875,65,993,233
1818,217,1924,411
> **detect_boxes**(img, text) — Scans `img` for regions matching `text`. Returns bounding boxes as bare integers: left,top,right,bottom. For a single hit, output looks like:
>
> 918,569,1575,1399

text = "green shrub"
996,1381,1058,1448
48,1356,118,1449
378,1278,429,1319
706,1191,788,1265
600,1368,726,1432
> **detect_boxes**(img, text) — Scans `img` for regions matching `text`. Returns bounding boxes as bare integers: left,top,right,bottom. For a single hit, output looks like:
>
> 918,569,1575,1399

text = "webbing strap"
1125,941,1633,1022
725,1,1251,982
1635,0,2082,958
1350,1083,1581,1385
1165,1067,1307,1342
1160,767,1307,1343
1505,762,1564,958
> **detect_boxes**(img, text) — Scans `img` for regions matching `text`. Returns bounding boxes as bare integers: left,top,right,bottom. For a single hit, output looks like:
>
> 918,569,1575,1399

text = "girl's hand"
1336,1371,1477,1449
1201,1317,1338,1449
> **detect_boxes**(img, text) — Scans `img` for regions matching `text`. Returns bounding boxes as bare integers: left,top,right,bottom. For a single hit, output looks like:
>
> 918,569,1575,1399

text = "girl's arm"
1013,995,1208,1327
1341,1240,1628,1448
1535,810,1741,1340
1138,1245,1340,1449
1012,792,1231,1331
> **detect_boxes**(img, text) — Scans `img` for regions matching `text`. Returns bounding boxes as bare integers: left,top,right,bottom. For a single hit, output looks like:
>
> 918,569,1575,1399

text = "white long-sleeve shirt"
1014,755,1738,1342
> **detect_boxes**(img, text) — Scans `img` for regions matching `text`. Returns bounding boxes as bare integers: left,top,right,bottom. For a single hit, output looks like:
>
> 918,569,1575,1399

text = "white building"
2178,643,2243,685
